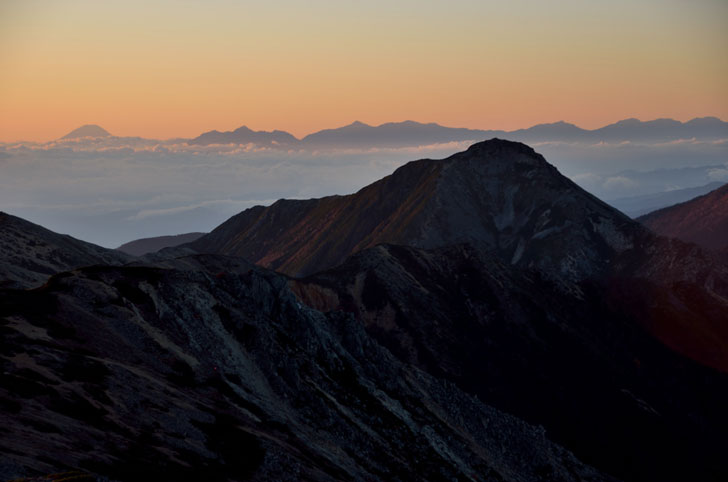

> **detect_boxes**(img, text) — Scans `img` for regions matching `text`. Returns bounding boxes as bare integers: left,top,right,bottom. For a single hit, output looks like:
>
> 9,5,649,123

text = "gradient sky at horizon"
1,0,727,142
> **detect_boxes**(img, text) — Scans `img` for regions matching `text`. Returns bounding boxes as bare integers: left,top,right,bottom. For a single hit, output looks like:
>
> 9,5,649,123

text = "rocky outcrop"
292,243,728,482
0,255,612,481
190,139,640,281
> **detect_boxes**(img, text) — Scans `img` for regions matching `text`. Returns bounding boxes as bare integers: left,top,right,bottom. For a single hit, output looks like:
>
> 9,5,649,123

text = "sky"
1,0,727,142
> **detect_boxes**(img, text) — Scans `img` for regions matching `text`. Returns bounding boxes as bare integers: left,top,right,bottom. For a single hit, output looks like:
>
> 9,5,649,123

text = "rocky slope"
0,212,131,289
291,243,728,482
638,183,728,252
4,140,728,481
117,232,206,257
0,254,612,481
188,139,728,372
190,139,641,281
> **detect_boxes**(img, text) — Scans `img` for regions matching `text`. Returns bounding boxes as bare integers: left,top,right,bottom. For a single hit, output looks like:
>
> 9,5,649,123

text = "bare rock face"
0,255,613,481
3,140,728,481
187,140,728,377
292,243,728,482
190,139,639,281
0,212,131,289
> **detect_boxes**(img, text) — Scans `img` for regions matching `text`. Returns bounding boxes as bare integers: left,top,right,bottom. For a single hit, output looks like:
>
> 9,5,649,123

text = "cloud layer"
1,138,726,247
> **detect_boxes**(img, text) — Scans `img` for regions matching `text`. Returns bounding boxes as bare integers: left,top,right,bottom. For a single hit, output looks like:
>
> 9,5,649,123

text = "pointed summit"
190,139,635,279
347,120,370,128
60,124,111,139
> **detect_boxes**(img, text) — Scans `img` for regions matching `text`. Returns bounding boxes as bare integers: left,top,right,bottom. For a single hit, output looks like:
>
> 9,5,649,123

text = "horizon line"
2,115,726,144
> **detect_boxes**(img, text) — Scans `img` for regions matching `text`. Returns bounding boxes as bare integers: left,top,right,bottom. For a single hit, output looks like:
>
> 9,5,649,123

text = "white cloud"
603,176,639,191
127,199,278,221
708,168,728,181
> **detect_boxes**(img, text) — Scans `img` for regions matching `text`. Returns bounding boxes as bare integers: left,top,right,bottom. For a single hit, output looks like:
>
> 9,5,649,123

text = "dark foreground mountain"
0,254,612,481
638,183,728,253
292,243,728,482
117,232,206,257
0,212,130,289
3,140,728,481
189,140,725,291
189,139,728,369
191,140,641,281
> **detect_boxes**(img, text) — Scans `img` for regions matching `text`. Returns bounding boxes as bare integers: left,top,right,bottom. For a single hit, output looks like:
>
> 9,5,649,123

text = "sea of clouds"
1,137,726,247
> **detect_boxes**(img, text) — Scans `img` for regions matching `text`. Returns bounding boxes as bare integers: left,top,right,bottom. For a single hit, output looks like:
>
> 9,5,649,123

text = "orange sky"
1,0,727,142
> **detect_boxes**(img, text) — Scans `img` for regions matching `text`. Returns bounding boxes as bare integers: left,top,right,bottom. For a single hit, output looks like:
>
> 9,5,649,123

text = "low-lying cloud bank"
1,137,726,247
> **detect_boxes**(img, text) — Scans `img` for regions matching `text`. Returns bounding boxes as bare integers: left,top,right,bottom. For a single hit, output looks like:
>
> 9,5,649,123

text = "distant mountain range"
57,117,728,148
188,126,298,147
189,140,635,280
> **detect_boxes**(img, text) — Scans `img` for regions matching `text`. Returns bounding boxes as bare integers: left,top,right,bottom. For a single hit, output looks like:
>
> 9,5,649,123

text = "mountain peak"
464,138,538,155
346,120,370,128
188,125,298,146
190,140,632,279
60,124,111,139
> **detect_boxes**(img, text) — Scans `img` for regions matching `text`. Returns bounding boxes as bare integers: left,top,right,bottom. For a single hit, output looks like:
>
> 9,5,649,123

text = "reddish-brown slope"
639,183,728,251
190,158,443,276
191,139,639,280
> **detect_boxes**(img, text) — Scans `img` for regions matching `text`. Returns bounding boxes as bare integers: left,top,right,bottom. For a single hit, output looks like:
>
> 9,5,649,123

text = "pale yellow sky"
1,0,726,141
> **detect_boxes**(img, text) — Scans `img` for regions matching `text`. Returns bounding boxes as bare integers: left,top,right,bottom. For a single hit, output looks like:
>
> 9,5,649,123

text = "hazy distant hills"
116,232,206,256
188,125,298,147
639,183,728,253
299,120,489,148
60,117,728,148
608,181,726,217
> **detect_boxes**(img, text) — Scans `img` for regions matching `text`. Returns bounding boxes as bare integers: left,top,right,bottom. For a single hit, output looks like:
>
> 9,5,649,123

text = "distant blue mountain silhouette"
60,124,111,139
189,117,727,148
188,125,298,146
61,117,728,147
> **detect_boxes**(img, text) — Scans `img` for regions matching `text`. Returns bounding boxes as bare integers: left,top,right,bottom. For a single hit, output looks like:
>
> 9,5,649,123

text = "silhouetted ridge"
639,183,728,252
189,125,298,146
60,124,111,139
0,212,131,288
190,138,636,280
